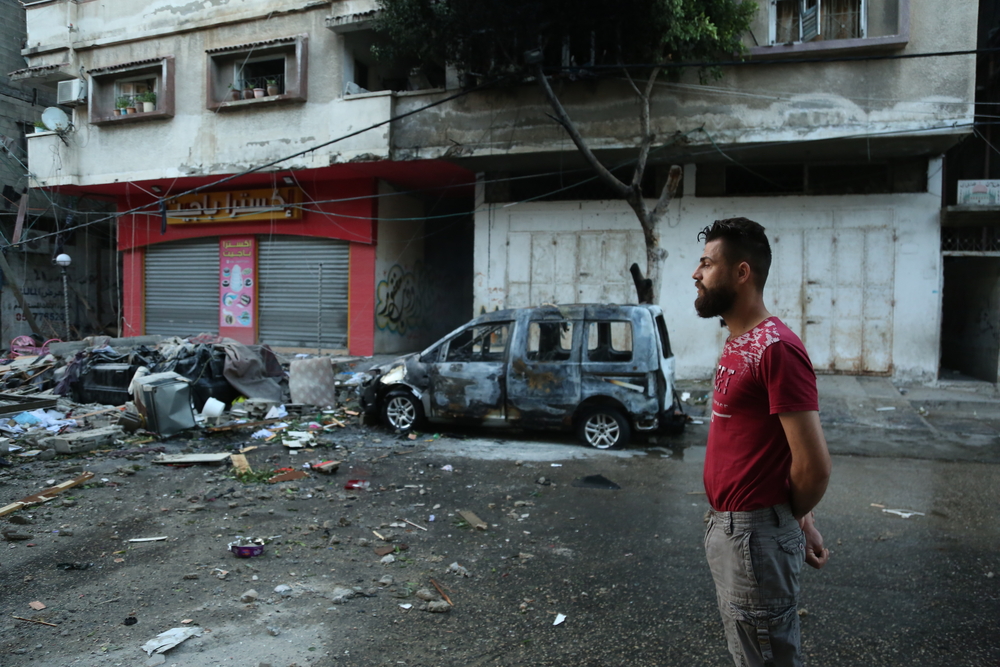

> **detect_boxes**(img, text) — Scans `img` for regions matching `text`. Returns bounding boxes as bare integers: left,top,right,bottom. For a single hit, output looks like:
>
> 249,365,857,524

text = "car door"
426,321,512,422
507,318,582,428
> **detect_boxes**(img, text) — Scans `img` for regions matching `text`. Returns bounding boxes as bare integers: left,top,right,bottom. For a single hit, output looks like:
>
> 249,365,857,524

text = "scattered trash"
28,601,46,610
572,475,621,490
399,603,413,610
553,613,567,626
447,562,470,577
550,463,562,467
268,469,309,484
56,562,91,570
129,536,169,543
124,616,138,626
882,508,925,519
282,431,314,448
152,453,231,465
0,471,94,518
875,406,897,412
251,429,274,439
13,615,57,627
264,404,288,420
240,589,259,603
441,464,453,472
680,392,691,402
229,537,266,558
308,459,341,474
458,510,487,530
141,626,203,655
344,479,370,490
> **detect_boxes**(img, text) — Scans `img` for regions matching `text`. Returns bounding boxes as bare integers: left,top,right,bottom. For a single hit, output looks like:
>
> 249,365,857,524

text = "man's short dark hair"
697,217,772,290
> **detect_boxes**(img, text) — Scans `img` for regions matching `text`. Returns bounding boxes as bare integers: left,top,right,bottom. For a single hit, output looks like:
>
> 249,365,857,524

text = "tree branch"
651,164,684,222
631,68,660,191
534,63,630,199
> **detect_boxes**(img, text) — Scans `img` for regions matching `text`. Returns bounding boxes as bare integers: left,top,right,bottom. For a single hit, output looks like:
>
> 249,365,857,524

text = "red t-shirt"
703,317,819,512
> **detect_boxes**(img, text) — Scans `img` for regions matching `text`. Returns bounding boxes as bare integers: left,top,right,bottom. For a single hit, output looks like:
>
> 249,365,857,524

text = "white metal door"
773,225,895,374
507,231,645,308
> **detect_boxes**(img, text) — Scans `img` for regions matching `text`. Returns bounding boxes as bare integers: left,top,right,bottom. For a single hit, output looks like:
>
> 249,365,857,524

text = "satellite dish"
41,107,70,132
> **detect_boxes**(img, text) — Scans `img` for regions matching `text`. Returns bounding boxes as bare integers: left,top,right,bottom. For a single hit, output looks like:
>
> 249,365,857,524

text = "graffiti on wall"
376,263,427,335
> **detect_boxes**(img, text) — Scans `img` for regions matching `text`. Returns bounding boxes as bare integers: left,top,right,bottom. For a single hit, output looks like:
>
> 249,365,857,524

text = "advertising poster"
219,237,256,329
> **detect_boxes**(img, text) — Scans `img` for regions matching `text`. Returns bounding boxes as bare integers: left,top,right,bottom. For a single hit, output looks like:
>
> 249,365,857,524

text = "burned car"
358,304,685,449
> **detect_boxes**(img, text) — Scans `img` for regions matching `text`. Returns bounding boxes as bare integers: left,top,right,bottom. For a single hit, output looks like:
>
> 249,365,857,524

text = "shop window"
587,322,633,363
88,57,174,126
206,35,307,111
527,321,573,362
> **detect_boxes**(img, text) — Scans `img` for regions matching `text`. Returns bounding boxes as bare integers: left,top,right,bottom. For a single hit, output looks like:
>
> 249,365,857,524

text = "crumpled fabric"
218,340,283,402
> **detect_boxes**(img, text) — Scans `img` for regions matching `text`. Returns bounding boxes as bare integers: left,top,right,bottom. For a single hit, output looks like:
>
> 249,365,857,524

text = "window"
445,324,511,362
527,321,573,362
695,159,927,197
586,321,633,363
88,57,175,125
206,35,307,111
655,315,673,359
772,0,866,44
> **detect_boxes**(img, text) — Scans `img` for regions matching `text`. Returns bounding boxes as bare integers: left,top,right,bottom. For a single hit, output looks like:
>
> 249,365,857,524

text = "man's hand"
799,512,829,569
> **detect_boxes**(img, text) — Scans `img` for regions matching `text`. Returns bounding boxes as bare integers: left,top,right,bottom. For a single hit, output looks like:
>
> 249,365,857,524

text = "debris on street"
141,626,204,656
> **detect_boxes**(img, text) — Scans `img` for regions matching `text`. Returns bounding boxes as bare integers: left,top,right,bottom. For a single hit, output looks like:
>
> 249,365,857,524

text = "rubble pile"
0,333,370,468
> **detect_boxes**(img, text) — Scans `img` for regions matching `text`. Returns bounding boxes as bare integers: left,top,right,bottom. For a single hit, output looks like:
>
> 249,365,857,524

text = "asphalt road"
2,419,996,667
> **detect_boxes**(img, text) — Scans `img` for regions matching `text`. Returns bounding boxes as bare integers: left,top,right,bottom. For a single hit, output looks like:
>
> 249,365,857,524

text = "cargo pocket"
776,529,805,563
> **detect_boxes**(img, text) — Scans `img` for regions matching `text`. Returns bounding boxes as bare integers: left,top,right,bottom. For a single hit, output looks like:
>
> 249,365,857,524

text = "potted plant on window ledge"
228,83,241,101
243,83,254,100
253,85,266,99
125,96,137,114
33,121,46,133
116,96,130,115
266,78,279,96
139,91,156,112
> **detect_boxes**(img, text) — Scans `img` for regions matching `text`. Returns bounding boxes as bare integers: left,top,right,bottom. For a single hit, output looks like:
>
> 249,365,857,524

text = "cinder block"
53,426,124,454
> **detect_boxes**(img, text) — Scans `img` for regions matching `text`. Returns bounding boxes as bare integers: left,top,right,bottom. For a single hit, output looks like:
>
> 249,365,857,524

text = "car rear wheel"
382,390,423,433
577,407,630,449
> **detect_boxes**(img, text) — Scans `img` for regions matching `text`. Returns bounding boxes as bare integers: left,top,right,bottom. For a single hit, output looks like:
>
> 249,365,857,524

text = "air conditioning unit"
17,230,51,254
56,79,87,106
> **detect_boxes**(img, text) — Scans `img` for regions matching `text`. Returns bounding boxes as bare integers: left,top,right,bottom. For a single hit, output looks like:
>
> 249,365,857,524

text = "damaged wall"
390,0,975,165
24,4,392,188
474,162,944,383
374,181,429,354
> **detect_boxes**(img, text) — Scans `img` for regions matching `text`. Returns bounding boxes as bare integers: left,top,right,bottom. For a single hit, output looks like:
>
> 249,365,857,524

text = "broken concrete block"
52,426,124,454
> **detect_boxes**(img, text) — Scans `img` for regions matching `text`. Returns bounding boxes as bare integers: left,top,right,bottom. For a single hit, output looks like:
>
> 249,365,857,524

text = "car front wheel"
577,407,630,449
382,390,424,433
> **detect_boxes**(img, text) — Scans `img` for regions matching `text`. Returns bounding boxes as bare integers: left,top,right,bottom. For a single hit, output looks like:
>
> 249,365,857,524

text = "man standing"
692,218,832,667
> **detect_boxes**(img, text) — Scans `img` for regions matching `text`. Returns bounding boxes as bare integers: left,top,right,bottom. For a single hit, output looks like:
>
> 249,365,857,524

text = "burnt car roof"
473,303,660,324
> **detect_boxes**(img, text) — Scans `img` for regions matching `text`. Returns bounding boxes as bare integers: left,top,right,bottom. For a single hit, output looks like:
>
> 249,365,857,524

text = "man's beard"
694,282,737,319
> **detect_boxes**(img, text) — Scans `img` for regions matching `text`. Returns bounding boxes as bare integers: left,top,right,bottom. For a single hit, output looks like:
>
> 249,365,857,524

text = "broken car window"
445,323,511,363
527,321,573,362
586,321,633,362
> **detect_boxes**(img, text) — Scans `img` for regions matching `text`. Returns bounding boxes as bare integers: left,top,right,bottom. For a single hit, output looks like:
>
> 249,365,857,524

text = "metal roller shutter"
258,236,350,349
145,239,219,336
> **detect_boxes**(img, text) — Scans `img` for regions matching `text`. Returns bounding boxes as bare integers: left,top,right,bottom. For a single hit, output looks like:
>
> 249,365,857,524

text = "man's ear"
736,261,752,286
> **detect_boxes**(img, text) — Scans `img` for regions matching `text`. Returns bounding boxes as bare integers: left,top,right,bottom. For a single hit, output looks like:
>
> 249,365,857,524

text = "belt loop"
724,512,733,535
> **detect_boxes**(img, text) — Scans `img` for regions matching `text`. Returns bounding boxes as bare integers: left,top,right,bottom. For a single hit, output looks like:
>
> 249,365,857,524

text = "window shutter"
801,0,821,41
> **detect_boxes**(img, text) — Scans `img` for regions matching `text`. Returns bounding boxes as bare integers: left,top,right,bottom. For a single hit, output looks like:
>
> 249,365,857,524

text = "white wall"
474,169,943,382
374,181,429,354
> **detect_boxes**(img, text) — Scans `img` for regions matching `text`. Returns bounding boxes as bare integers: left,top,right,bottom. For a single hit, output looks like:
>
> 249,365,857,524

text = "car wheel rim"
585,414,619,449
387,397,415,429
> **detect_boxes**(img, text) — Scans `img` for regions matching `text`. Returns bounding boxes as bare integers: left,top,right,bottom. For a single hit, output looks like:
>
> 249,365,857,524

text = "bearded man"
692,217,832,667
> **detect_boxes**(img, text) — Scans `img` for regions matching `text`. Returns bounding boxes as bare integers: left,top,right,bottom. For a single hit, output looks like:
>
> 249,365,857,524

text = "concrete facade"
475,160,944,381
1,0,116,347
13,0,979,374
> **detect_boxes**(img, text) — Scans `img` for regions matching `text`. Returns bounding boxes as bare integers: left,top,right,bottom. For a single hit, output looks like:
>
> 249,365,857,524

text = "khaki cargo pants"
705,503,806,667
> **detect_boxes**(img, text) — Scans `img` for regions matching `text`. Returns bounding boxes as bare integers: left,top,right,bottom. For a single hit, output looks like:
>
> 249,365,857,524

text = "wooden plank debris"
0,472,94,518
458,510,487,531
229,454,252,474
152,453,232,465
